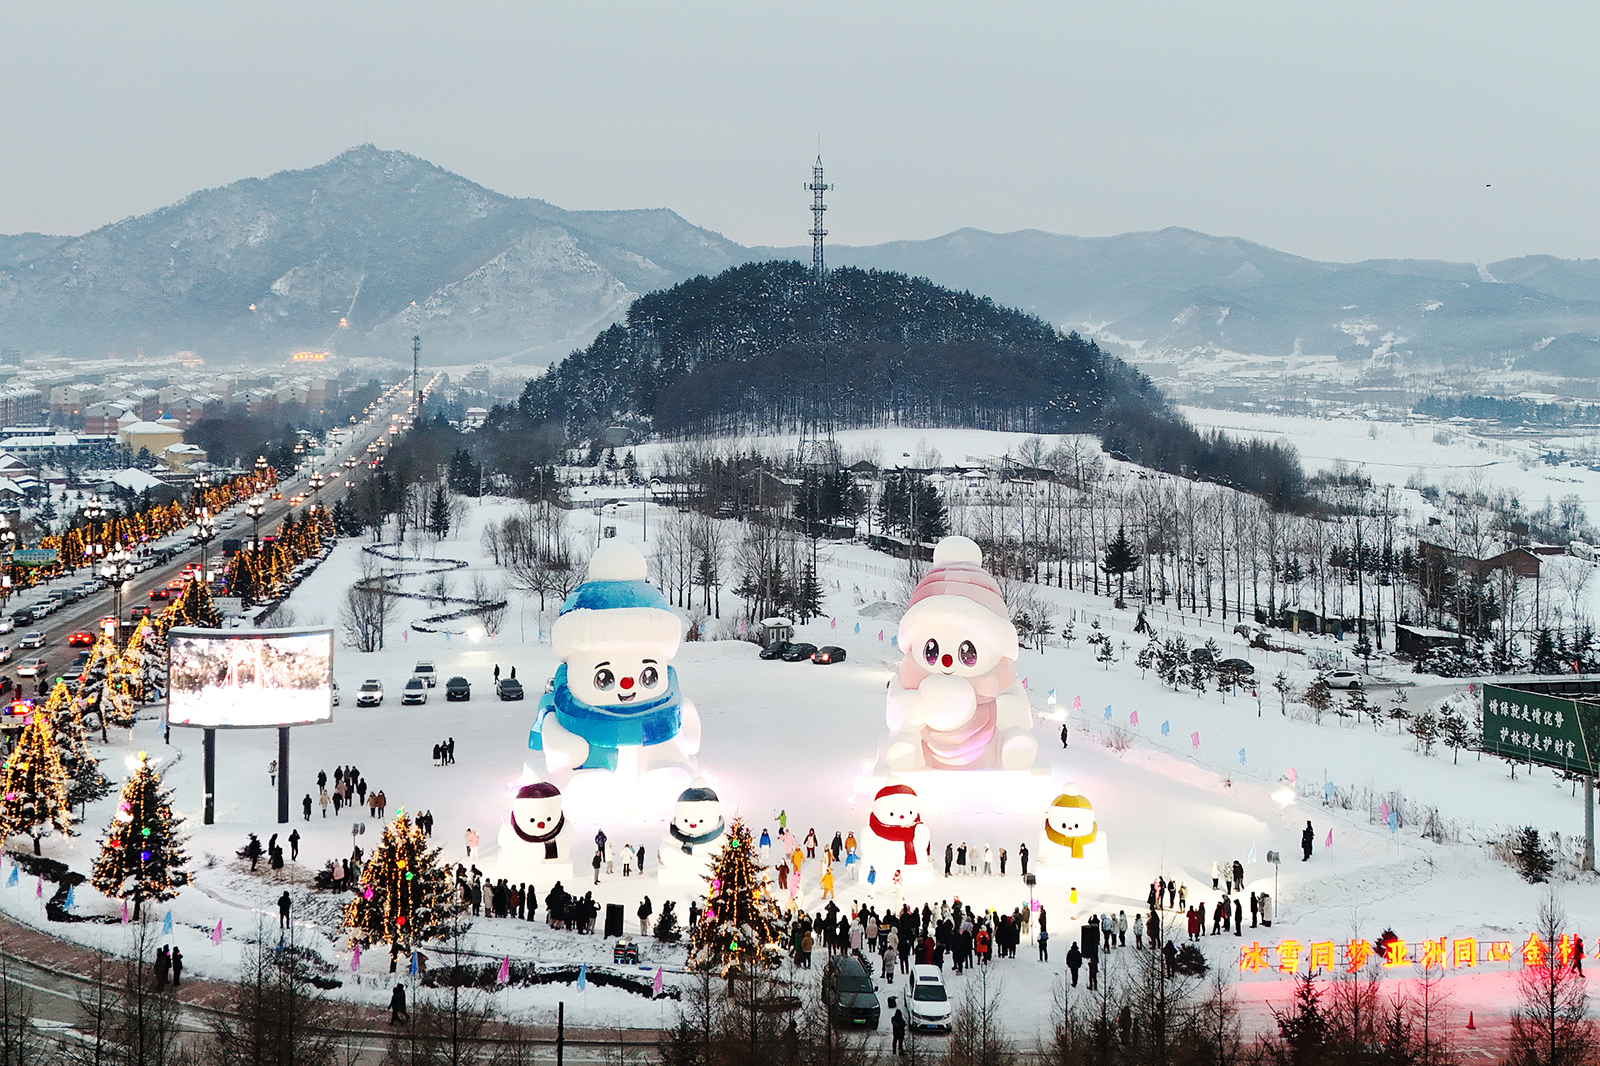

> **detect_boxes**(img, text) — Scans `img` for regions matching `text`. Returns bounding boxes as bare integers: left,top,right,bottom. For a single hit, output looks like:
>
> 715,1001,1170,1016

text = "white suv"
412,661,437,688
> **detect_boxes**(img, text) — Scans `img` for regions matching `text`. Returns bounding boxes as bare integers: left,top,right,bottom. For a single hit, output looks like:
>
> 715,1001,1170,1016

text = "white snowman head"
1046,787,1095,839
553,541,681,708
673,779,723,838
511,781,564,835
898,536,1018,679
871,776,922,830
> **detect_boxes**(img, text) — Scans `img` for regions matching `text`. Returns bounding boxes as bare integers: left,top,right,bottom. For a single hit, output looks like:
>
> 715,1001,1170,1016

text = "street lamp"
100,545,134,638
246,496,265,552
0,513,14,605
254,455,271,490
193,508,216,584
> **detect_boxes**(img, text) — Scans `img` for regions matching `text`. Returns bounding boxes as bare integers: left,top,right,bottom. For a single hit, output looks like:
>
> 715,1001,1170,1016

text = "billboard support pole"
203,729,216,825
1586,776,1595,874
278,727,290,825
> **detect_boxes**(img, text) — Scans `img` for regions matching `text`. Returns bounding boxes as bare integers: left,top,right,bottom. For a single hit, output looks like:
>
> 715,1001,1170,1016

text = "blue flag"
1324,781,1334,802
66,886,76,910
1160,721,1170,736
409,950,418,976
854,622,860,634
1239,748,1247,764
161,909,172,934
1103,705,1112,720
1247,843,1256,863
891,635,898,649
5,865,15,888
577,962,588,991
1388,811,1397,833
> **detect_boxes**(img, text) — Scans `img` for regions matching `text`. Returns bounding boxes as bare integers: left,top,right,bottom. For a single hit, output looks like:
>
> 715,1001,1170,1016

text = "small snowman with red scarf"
497,778,575,883
858,776,931,885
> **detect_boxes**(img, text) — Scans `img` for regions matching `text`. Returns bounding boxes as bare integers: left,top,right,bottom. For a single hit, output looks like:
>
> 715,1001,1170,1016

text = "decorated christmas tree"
123,622,168,702
688,817,784,974
0,706,72,854
77,631,134,731
343,811,460,970
90,752,187,918
163,576,221,630
44,680,106,808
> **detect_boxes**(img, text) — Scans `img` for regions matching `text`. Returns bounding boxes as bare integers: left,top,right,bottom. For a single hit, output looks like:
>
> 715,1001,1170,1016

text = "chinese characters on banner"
1482,685,1596,774
1238,934,1570,974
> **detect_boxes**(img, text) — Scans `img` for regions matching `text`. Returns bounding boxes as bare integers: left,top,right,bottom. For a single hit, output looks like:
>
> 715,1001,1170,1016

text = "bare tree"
340,559,396,653
469,572,509,636
1508,896,1596,1066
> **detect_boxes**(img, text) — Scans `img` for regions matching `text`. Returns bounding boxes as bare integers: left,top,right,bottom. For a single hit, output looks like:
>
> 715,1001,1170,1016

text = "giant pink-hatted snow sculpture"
883,536,1037,771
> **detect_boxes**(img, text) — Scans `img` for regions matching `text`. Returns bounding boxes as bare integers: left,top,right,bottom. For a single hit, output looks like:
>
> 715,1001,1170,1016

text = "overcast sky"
2,2,1596,265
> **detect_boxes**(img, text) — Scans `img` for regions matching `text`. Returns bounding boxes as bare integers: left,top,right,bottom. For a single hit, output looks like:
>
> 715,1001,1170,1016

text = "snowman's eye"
640,666,660,688
593,668,615,691
923,638,940,666
959,640,978,667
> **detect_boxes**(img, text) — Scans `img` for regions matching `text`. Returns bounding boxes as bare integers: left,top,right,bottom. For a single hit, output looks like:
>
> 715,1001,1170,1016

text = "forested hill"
513,261,1306,506
518,260,1158,436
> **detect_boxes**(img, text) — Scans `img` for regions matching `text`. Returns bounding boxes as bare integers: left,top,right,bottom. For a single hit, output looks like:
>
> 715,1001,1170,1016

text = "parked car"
148,588,170,601
445,676,471,701
1325,670,1363,689
18,632,45,650
823,954,880,1029
5,609,29,626
129,605,152,619
67,631,95,648
0,618,14,634
811,646,847,665
782,642,818,663
903,965,952,1031
758,642,792,661
402,678,428,705
15,658,45,678
496,677,525,701
413,660,437,688
356,680,384,706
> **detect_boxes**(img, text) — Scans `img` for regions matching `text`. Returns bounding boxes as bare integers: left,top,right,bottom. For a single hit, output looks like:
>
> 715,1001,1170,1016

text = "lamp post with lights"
246,496,265,552
0,513,15,605
99,545,135,641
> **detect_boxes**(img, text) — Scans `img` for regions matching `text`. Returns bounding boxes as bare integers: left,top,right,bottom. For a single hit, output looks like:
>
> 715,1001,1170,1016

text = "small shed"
1395,623,1462,659
758,617,794,647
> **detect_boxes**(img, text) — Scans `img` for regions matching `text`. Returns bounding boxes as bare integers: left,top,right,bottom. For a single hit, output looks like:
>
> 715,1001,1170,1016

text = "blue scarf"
529,665,683,771
669,820,725,854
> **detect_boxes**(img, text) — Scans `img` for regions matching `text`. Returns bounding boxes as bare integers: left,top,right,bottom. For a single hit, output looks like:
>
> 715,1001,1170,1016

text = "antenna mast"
806,156,831,286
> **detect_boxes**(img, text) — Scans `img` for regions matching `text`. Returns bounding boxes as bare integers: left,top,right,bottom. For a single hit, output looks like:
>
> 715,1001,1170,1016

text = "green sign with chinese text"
1483,684,1600,776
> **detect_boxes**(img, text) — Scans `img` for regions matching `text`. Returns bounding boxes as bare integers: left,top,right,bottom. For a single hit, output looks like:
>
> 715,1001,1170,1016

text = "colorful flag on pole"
577,962,588,991
854,622,860,634
1129,710,1139,726
1190,731,1200,750
831,618,836,629
497,956,510,984
1388,811,1397,833
653,966,664,998
1021,677,1028,689
65,885,75,910
877,630,883,641
1073,695,1082,710
1379,800,1389,823
1325,829,1333,850
120,900,129,923
1103,705,1112,720
211,919,223,945
34,875,41,898
1047,687,1057,704
162,909,172,934
1238,748,1247,764
1160,720,1170,736
409,950,418,976
5,864,16,888
1324,781,1334,802
1287,767,1296,784
1247,843,1256,863
352,944,361,971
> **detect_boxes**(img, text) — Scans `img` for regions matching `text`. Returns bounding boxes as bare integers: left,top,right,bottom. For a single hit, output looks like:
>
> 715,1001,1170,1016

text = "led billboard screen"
167,627,334,728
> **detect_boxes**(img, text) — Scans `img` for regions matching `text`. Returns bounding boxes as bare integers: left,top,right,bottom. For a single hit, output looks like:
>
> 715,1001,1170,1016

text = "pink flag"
1073,695,1082,710
1021,677,1028,689
831,618,837,629
120,900,129,923
34,876,41,898
652,966,664,998
403,630,408,642
1129,710,1139,726
211,919,223,945
1379,800,1389,822
1190,731,1200,750
497,956,510,985
1288,767,1296,784
352,944,361,971
1325,829,1333,849
877,630,883,641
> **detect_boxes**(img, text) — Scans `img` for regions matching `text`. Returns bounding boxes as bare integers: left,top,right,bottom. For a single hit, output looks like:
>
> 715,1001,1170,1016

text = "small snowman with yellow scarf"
1038,785,1109,876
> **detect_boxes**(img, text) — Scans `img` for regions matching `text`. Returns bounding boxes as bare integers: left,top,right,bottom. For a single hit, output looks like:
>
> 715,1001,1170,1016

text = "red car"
148,588,169,601
66,632,94,648
129,605,152,619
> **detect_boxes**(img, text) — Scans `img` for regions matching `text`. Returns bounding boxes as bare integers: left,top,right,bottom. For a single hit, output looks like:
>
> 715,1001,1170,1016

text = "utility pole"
412,335,421,420
806,156,831,287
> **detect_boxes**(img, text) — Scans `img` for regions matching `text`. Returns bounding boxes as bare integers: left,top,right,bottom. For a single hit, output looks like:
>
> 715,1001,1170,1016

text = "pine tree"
342,812,459,970
44,680,105,809
0,706,72,854
428,487,451,540
78,632,134,732
163,577,220,630
1511,827,1555,884
1101,524,1141,604
689,818,783,975
90,753,188,918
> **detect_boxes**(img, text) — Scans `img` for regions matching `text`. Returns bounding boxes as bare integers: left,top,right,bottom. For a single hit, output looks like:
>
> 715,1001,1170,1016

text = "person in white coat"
983,845,993,876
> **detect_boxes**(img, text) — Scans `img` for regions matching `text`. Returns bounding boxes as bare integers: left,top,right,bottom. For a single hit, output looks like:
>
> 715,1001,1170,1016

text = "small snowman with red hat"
884,536,1037,771
497,776,575,882
858,775,932,884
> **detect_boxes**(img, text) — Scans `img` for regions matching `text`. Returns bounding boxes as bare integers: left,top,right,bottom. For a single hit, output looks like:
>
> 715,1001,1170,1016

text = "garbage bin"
605,902,625,938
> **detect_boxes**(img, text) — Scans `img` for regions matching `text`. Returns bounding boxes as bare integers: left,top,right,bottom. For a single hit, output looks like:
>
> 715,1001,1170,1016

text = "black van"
823,954,880,1029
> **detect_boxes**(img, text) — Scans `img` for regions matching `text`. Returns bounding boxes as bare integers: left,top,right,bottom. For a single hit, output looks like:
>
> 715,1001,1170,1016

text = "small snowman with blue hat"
531,540,701,782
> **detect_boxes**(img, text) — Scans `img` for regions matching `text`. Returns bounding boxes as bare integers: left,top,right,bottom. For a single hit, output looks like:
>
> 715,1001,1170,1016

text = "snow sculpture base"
554,756,693,823
1028,838,1112,885
859,765,1056,815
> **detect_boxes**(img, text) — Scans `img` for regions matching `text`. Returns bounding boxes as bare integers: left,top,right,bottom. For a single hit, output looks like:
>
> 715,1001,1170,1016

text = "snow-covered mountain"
0,146,746,362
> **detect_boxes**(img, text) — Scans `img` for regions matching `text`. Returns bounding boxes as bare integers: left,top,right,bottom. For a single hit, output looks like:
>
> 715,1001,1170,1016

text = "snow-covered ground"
7,424,1600,1045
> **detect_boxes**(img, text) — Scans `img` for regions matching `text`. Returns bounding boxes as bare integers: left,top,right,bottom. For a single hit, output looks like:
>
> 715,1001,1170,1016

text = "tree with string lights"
90,752,187,919
0,706,72,854
162,577,221,630
688,817,784,974
77,631,133,732
43,679,105,809
342,811,460,971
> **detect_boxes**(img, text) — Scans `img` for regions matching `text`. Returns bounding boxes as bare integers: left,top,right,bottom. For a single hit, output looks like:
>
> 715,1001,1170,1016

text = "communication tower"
806,156,831,286
412,335,421,418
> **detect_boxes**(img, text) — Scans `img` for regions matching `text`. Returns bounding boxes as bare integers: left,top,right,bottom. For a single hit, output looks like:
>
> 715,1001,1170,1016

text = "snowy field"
6,423,1600,1046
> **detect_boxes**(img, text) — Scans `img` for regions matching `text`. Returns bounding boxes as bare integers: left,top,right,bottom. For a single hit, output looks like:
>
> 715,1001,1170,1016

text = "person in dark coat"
1302,821,1314,861
1018,843,1029,877
1060,723,1070,748
302,794,312,821
1037,925,1049,961
278,890,291,928
1232,859,1244,891
1065,942,1082,986
1162,940,1177,977
891,1004,907,1054
1250,891,1259,928
170,948,183,987
1233,898,1243,937
155,947,170,987
1082,917,1100,990
288,829,300,861
944,843,954,877
390,984,408,1024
